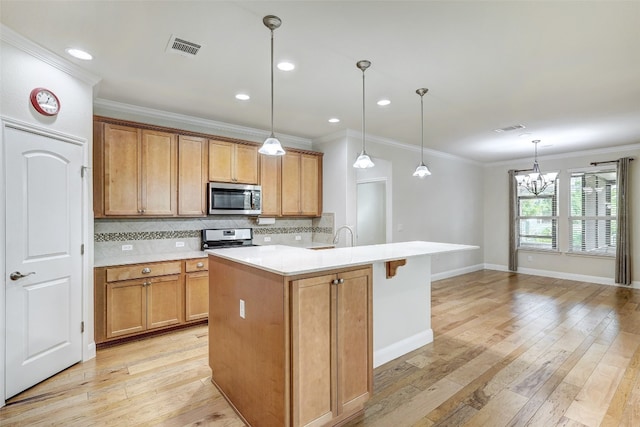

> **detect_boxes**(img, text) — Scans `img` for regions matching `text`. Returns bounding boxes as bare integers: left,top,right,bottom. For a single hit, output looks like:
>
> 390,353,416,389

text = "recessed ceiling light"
66,48,92,60
235,93,250,101
277,61,295,71
328,118,340,123
519,132,532,138
377,99,391,106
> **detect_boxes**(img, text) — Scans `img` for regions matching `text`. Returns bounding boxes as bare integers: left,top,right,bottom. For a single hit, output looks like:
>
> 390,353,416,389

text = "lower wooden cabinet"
291,268,372,426
185,258,209,322
95,258,208,344
208,257,372,427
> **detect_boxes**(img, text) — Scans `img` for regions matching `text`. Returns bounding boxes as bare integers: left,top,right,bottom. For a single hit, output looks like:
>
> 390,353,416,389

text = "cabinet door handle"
141,267,151,274
338,278,344,284
331,279,338,285
196,262,204,268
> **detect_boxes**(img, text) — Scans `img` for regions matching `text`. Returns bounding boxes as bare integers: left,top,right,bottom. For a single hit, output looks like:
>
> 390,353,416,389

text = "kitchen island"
206,241,477,427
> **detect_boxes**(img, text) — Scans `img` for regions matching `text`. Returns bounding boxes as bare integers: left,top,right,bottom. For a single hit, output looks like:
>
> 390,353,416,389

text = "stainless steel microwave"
208,182,262,215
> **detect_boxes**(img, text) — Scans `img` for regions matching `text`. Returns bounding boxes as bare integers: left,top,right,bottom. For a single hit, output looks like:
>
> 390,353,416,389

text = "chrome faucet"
333,225,355,247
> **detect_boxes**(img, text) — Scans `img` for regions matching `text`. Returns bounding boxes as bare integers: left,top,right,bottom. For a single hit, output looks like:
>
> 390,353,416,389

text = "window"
569,169,617,256
517,179,558,250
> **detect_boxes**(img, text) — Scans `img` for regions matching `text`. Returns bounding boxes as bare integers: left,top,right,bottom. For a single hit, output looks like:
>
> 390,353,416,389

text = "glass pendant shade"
353,150,375,169
260,15,285,156
259,134,285,155
413,162,431,178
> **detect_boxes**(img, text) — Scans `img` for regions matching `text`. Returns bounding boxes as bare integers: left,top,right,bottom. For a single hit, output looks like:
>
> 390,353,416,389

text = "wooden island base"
208,255,373,427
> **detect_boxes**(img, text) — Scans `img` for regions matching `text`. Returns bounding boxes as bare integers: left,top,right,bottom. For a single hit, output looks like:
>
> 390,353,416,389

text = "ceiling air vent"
166,35,201,57
494,124,526,133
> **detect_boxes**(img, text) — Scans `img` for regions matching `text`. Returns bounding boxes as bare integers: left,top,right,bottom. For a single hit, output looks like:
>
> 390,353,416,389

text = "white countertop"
206,241,478,276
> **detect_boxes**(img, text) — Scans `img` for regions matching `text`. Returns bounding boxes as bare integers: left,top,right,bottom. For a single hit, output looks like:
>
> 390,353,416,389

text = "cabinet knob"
196,262,204,268
141,267,151,274
331,279,338,285
338,278,344,284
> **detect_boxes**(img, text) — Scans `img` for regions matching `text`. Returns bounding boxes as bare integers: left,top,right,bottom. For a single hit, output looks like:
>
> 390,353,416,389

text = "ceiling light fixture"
515,140,558,195
413,88,432,178
65,48,92,60
259,15,285,156
277,61,295,71
328,118,340,123
353,60,374,169
235,93,250,101
377,99,391,106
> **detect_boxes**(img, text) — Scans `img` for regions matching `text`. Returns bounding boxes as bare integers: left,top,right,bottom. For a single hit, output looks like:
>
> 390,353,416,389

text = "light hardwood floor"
2,270,639,426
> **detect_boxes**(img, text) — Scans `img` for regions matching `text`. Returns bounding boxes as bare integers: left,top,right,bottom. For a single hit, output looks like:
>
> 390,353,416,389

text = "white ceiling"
2,1,640,163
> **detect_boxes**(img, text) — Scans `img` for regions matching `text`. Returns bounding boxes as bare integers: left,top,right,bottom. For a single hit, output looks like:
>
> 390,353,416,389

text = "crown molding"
313,129,481,166
94,98,313,148
1,24,101,86
486,141,640,168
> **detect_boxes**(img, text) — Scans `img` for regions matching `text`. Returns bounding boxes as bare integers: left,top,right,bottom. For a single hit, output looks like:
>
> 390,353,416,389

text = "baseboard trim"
373,329,433,368
431,263,484,282
482,263,640,289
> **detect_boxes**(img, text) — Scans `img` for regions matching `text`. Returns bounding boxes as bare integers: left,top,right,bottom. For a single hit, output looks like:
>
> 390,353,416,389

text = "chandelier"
515,140,558,195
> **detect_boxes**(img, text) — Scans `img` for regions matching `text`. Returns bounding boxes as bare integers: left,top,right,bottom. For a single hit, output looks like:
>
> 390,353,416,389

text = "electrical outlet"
175,241,185,248
122,244,133,251
239,299,245,319
295,235,302,241
397,223,404,232
264,236,271,242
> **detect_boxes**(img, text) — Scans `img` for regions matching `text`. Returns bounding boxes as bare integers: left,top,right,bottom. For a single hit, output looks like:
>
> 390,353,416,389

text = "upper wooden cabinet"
96,122,177,217
281,152,322,217
208,140,258,184
259,155,282,217
178,136,208,216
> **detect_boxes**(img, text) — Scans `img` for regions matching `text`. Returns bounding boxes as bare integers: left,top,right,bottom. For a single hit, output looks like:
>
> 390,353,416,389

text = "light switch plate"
122,244,133,251
175,241,185,247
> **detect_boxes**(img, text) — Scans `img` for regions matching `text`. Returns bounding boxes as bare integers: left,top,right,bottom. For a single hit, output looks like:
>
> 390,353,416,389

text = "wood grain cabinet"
209,140,258,184
178,135,208,216
291,267,372,426
95,258,208,344
259,155,282,216
208,258,372,427
184,259,209,322
281,152,322,217
103,261,182,339
96,122,177,217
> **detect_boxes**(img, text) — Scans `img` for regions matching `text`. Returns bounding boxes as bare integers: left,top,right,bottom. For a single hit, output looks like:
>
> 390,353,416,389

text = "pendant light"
515,140,558,195
259,15,286,156
413,88,432,178
353,60,374,169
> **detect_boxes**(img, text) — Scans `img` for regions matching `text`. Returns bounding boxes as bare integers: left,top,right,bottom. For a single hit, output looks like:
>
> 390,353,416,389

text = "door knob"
10,271,35,281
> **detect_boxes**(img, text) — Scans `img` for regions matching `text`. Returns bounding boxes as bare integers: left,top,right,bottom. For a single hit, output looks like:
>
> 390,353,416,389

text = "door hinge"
81,244,85,255
81,321,85,333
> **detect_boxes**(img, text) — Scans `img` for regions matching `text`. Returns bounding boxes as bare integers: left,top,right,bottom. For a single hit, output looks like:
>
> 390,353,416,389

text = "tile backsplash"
94,213,335,261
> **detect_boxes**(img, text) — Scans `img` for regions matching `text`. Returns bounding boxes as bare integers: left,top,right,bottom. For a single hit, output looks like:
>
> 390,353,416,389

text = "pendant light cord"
270,29,275,137
420,93,424,163
361,68,366,152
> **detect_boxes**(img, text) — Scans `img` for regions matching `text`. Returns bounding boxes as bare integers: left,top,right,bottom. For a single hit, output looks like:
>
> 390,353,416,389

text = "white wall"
1,25,99,405
484,144,640,285
315,131,485,275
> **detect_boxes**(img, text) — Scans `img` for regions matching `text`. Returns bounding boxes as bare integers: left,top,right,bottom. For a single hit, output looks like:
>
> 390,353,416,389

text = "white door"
356,181,387,246
5,125,83,398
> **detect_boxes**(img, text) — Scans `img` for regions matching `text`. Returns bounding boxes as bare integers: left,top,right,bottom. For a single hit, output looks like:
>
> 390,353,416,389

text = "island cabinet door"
290,274,334,427
290,266,373,427
335,268,373,414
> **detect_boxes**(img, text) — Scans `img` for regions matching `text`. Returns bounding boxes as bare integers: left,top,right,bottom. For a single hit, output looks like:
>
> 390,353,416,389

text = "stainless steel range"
201,228,254,250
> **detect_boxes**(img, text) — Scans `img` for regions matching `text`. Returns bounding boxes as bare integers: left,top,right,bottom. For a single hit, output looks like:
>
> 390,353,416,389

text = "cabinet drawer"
185,258,208,272
106,261,182,282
